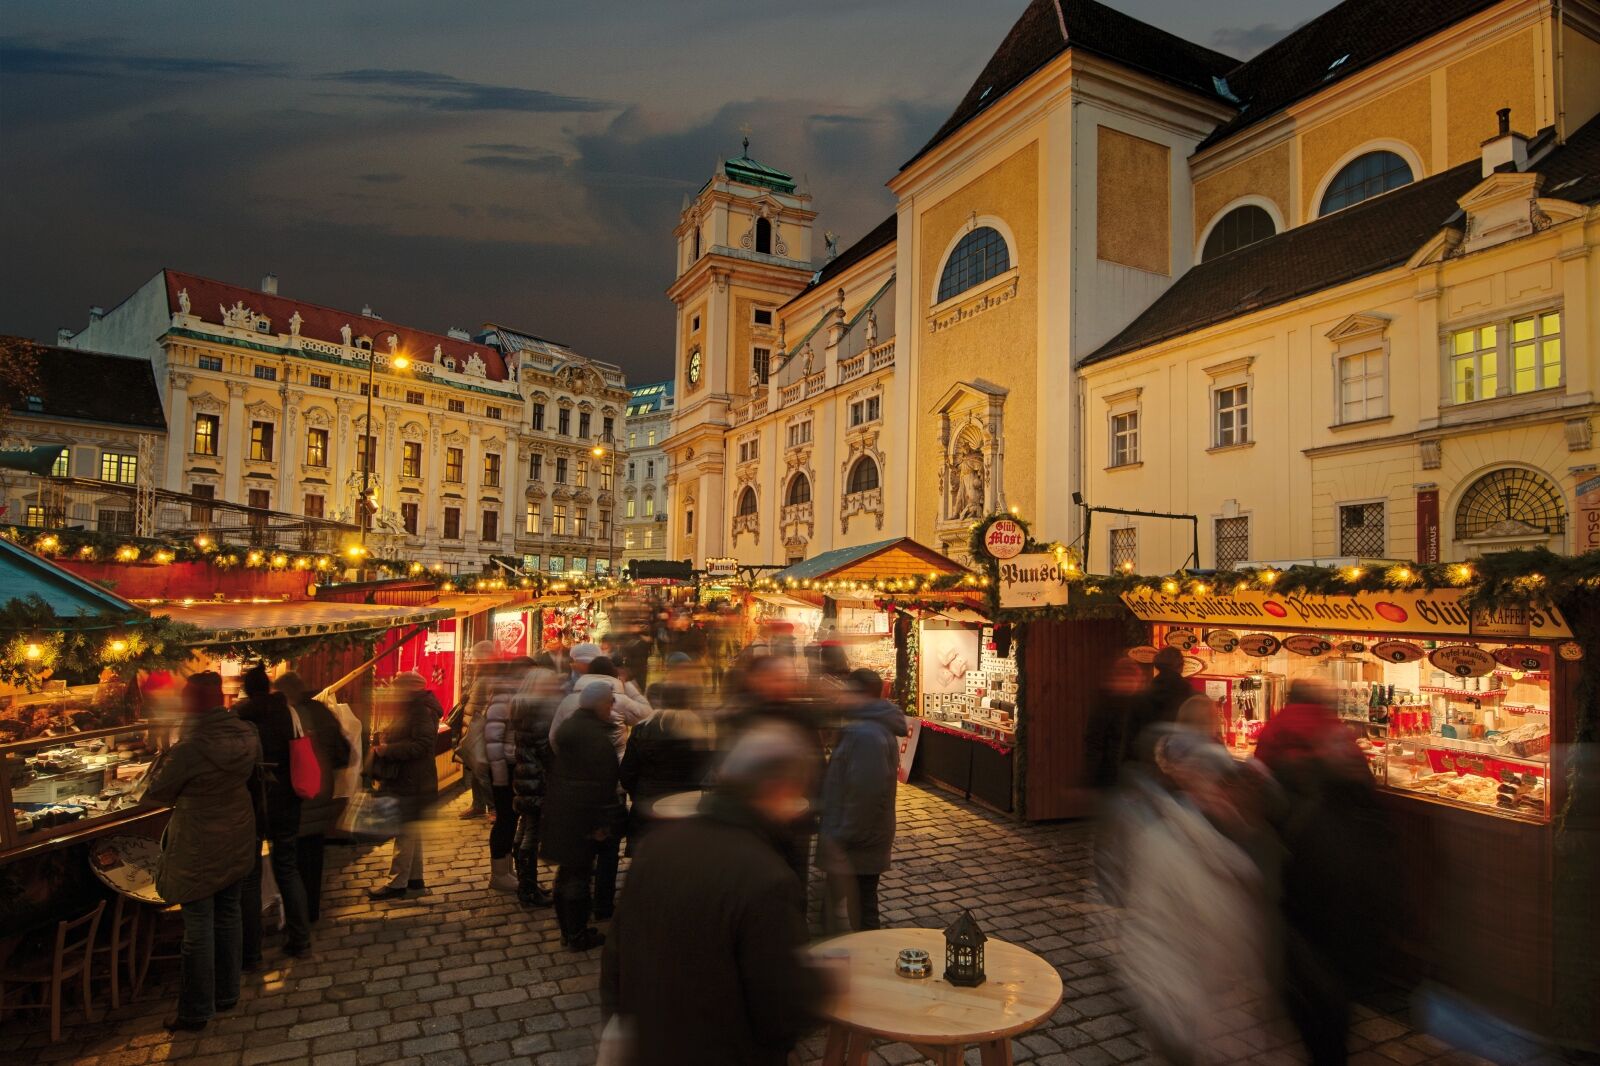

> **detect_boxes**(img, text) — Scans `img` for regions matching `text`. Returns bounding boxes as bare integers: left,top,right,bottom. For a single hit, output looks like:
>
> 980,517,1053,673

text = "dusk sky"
1,0,1329,383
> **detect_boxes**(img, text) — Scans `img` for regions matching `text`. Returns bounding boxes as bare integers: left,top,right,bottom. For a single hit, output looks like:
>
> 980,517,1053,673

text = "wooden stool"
0,899,106,1042
133,903,183,1001
91,895,142,1010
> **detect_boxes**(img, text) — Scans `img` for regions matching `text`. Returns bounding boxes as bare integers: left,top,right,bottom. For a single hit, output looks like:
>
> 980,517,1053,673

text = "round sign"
1237,633,1281,657
1283,635,1333,657
1126,645,1158,664
1181,655,1206,677
983,519,1026,560
1492,646,1550,672
1372,640,1425,664
1429,644,1496,678
1205,629,1240,653
1334,639,1367,655
1165,628,1199,652
1558,641,1584,661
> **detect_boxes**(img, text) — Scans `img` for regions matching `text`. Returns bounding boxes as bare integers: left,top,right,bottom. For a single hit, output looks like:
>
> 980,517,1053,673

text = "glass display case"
1,721,165,857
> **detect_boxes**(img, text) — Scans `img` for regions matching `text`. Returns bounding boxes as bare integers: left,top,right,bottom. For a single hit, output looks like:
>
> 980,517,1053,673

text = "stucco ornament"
952,444,986,519
464,353,487,378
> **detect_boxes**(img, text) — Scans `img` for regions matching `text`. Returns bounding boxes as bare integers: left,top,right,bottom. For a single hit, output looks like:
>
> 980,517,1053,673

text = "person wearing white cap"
563,642,602,695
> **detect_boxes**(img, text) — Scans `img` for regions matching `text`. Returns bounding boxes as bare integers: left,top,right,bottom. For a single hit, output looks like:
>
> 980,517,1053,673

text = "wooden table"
644,789,703,820
810,928,1063,1065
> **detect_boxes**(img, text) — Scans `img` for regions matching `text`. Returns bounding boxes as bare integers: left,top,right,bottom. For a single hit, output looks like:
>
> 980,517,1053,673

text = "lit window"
50,448,68,477
644,495,655,516
626,497,636,518
549,555,565,572
1110,411,1139,467
553,505,567,535
628,431,636,448
1338,351,1387,423
1202,205,1275,261
1511,311,1562,394
1109,528,1137,571
847,458,879,494
646,429,655,446
306,428,329,467
99,452,137,484
403,441,422,478
1339,502,1385,556
249,421,274,462
643,529,653,549
1213,384,1250,447
525,502,541,535
1320,151,1412,215
484,453,501,489
445,447,463,483
193,414,219,455
1214,516,1249,570
937,226,1010,303
1450,325,1499,403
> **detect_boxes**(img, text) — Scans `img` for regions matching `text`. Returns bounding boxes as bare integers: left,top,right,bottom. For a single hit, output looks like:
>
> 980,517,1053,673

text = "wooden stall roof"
156,599,450,645
770,538,967,584
0,538,146,619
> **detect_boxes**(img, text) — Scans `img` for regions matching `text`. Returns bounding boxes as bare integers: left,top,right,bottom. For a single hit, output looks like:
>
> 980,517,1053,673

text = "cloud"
466,143,543,154
358,172,404,184
1210,23,1292,58
808,113,878,126
326,68,610,113
0,37,278,79
463,153,567,174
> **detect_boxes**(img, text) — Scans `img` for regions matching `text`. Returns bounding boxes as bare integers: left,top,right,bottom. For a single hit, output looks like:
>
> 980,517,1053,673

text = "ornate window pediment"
304,406,332,428
190,391,225,415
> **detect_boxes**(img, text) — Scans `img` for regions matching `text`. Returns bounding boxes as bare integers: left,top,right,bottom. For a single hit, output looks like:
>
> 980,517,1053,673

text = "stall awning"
156,599,451,645
0,538,146,620
769,537,967,585
752,592,824,613
431,593,521,620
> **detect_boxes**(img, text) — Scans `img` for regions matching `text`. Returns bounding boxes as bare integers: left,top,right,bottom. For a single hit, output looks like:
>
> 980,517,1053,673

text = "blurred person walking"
235,664,312,965
619,685,711,842
1085,658,1147,790
366,673,443,901
1127,646,1194,763
274,672,352,925
456,640,498,820
600,723,826,1065
141,672,261,1032
1255,679,1392,1066
481,658,525,893
544,683,623,950
816,668,906,932
511,655,561,907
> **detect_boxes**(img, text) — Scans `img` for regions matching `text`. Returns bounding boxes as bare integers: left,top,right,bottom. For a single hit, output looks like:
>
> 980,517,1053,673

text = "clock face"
688,350,702,384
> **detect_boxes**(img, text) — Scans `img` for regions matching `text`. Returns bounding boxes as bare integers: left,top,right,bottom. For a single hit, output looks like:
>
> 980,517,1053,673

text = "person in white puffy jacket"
480,660,525,893
549,657,653,759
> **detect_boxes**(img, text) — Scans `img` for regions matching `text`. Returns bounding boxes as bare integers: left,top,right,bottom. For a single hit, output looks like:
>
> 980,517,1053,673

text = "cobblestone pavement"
5,783,1582,1065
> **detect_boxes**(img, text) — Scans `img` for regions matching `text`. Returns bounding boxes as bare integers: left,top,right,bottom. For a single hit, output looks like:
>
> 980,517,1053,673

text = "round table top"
809,928,1063,1045
88,835,164,904
645,790,703,820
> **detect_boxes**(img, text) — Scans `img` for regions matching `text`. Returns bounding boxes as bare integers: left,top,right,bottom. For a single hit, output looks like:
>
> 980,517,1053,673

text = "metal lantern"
943,909,987,987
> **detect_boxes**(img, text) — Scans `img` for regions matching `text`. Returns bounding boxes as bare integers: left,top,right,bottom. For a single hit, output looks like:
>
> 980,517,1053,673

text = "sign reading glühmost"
1120,587,1572,640
997,554,1072,609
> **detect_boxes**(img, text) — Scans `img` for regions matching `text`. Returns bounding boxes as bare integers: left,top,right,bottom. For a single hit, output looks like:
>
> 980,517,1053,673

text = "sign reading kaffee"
1120,587,1572,640
983,519,1026,560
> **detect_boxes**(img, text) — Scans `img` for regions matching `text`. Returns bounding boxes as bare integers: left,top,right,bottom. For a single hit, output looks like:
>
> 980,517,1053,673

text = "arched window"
755,217,772,255
937,226,1010,303
1455,468,1567,540
1320,151,1413,215
736,486,758,516
847,457,880,494
691,226,701,260
786,473,811,506
1202,205,1277,261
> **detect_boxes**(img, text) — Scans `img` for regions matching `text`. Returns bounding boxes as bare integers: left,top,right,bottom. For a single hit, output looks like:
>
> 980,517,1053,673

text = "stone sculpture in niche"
952,444,986,519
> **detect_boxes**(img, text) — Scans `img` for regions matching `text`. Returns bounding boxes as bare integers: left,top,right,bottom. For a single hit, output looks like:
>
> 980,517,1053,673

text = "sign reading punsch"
997,553,1072,609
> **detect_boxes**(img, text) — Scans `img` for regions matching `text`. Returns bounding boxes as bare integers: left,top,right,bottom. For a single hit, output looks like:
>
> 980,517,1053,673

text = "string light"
37,534,59,553
195,535,213,550
23,642,43,661
115,545,139,562
1119,560,1135,573
1451,563,1473,584
246,550,265,567
1343,566,1364,581
154,549,175,564
270,553,288,568
107,638,129,655
1259,569,1278,585
1162,579,1179,594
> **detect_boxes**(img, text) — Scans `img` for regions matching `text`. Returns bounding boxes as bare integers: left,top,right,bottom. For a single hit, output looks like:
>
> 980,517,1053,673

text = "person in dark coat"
543,683,622,950
367,673,443,901
815,669,907,932
600,723,826,1065
234,665,311,964
275,671,352,925
619,700,711,842
1085,657,1149,788
1127,646,1193,764
141,672,261,1032
620,626,654,693
511,658,560,907
1255,679,1393,1066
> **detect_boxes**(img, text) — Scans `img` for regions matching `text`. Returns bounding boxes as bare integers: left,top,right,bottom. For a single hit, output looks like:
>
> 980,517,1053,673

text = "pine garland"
0,594,201,690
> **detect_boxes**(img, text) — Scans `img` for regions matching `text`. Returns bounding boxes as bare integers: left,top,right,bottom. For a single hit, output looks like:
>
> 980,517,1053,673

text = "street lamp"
359,350,410,562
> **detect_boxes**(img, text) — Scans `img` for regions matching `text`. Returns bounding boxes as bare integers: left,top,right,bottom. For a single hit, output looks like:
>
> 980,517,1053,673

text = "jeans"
825,872,882,933
242,821,311,961
297,835,326,923
469,770,491,813
177,879,243,1024
489,785,517,858
554,845,597,940
386,821,426,888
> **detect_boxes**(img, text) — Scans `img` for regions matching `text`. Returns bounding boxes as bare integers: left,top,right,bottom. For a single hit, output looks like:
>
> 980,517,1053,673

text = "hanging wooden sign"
1429,644,1497,678
1372,640,1425,663
1334,639,1367,654
1492,646,1550,672
1165,628,1199,651
1126,645,1158,664
1237,633,1281,657
1204,629,1240,653
1283,634,1333,657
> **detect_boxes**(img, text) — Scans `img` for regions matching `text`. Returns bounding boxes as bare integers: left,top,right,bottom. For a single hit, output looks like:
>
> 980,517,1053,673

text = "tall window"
786,473,812,506
529,454,543,481
626,497,636,519
443,507,461,539
937,226,1010,303
558,408,571,435
578,412,591,439
849,396,881,426
482,510,499,541
358,434,377,474
646,430,655,446
575,507,588,537
305,428,329,467
555,457,568,484
193,414,219,455
1339,502,1386,556
553,504,567,535
1338,351,1387,423
401,501,419,534
191,484,215,523
603,416,614,440
526,502,541,535
643,528,653,549
50,447,69,477
483,453,501,489
1109,527,1138,571
99,452,137,483
1511,311,1562,394
1450,324,1499,403
247,488,271,512
628,460,637,480
629,431,637,448
1214,516,1250,570
1213,384,1250,447
600,462,613,492
644,494,655,517
847,457,880,494
752,347,771,385
303,492,323,519
445,447,463,483
685,510,694,535
532,403,546,430
576,460,588,489
402,441,422,478
1202,205,1276,261
249,421,274,462
1110,411,1140,467
1320,151,1413,215
737,487,758,516
786,421,812,449
645,459,654,479
755,217,772,254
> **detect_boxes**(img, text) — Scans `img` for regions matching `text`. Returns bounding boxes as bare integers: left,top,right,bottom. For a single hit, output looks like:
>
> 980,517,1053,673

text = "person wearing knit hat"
542,679,620,951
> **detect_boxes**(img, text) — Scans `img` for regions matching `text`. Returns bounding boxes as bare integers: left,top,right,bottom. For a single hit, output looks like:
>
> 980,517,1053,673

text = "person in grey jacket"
482,658,525,893
816,669,908,933
142,672,261,1032
367,673,443,901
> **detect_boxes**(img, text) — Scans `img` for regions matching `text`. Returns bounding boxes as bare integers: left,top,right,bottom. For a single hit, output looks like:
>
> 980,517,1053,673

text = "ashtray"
896,948,932,979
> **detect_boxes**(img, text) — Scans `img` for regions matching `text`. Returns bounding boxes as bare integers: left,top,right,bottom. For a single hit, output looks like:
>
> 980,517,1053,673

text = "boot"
488,855,519,893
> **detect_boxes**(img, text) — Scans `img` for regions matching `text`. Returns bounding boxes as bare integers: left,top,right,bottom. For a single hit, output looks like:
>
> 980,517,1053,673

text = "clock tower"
662,141,816,565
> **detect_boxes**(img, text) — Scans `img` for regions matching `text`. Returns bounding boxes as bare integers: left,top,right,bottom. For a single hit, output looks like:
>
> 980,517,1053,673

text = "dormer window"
24,395,42,412
356,337,372,351
255,320,270,333
443,356,457,371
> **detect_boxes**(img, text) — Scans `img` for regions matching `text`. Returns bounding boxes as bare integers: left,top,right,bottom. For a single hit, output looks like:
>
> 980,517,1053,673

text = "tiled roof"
1198,0,1502,152
787,213,897,306
771,537,965,583
1083,115,1600,367
12,342,165,429
164,271,512,382
906,0,1236,169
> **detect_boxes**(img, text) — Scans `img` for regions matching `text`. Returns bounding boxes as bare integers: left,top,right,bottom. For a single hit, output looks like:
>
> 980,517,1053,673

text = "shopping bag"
459,713,489,773
287,705,323,801
338,789,401,843
258,840,284,931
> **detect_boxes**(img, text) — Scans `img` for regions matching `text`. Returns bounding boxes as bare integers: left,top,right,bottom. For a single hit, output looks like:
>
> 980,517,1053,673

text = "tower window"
1201,205,1276,261
1320,151,1413,215
755,217,772,255
937,226,1010,303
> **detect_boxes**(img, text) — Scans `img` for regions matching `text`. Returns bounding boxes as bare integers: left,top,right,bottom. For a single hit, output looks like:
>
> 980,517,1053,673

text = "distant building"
619,380,673,564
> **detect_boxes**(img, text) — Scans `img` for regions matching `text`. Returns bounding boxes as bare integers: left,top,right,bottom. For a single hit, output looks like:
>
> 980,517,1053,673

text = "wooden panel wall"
1021,618,1130,820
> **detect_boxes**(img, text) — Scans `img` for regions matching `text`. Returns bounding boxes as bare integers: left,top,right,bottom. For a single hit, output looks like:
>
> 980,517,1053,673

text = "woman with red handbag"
276,672,352,925
235,664,312,965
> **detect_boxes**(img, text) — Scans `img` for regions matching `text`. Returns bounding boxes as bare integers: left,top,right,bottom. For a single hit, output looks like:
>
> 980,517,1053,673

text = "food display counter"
913,617,1018,812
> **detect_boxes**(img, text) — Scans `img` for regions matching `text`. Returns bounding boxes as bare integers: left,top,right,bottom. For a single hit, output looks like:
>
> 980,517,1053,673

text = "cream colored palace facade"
666,0,1600,573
